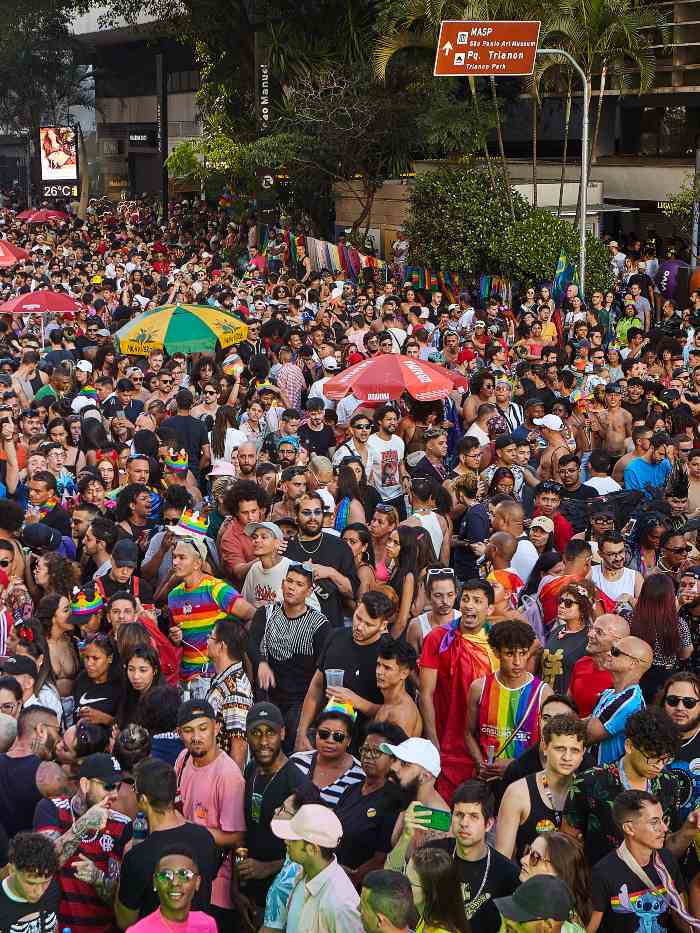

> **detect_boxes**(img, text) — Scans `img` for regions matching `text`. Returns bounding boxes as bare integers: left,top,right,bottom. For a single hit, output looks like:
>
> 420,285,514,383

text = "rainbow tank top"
478,672,544,761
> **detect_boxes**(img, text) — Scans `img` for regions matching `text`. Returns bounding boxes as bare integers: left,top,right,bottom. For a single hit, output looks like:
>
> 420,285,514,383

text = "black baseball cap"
0,655,38,679
78,753,124,787
112,539,138,568
246,701,284,732
176,699,216,728
494,876,574,922
21,523,62,553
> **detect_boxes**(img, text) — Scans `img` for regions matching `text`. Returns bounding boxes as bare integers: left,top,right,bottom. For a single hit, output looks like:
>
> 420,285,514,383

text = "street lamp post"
536,48,589,297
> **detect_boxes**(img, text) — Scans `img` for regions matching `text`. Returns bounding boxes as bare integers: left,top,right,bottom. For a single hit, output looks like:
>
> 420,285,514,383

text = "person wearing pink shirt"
127,847,216,933
175,700,246,929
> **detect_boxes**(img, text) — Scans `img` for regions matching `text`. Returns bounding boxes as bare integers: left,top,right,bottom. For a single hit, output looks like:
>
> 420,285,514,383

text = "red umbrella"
0,289,81,314
324,354,461,403
0,240,30,268
19,209,69,224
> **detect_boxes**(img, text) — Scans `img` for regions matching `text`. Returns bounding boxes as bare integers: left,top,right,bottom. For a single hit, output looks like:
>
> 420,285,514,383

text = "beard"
384,773,421,809
677,708,700,736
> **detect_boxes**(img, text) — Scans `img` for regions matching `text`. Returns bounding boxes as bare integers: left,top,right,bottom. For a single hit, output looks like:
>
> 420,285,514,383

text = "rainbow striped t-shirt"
168,575,241,681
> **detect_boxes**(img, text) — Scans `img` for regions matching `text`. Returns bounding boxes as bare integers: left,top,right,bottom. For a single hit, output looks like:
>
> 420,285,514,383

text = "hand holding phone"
413,805,452,833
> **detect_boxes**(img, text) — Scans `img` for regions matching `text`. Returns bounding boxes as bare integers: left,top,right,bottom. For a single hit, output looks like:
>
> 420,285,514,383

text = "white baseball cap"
379,737,441,778
322,356,339,371
76,360,93,373
530,515,555,534
245,521,283,541
533,414,564,431
271,804,343,847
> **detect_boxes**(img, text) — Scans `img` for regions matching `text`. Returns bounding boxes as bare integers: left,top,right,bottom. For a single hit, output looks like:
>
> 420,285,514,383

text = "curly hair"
0,500,25,534
115,483,150,523
137,684,180,735
488,619,536,652
41,554,78,597
624,707,680,760
223,480,269,519
557,582,595,628
542,714,587,746
8,831,59,877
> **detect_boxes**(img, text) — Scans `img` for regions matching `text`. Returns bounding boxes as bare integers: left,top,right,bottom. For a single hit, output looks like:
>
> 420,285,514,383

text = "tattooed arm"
74,854,120,905
53,804,110,867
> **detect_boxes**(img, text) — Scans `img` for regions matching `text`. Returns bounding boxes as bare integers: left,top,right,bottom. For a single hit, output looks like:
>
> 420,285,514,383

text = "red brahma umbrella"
324,354,466,402
0,240,30,268
16,209,68,223
0,289,81,314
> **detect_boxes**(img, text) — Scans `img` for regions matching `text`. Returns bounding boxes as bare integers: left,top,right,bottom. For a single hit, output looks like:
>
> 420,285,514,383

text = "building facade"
72,8,201,199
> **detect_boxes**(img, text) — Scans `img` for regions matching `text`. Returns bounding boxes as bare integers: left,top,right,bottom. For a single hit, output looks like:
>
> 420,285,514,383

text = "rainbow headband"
322,699,357,723
71,588,105,616
164,449,188,473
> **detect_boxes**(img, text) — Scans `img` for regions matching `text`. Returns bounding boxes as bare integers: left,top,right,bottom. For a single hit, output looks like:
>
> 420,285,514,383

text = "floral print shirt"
563,762,683,866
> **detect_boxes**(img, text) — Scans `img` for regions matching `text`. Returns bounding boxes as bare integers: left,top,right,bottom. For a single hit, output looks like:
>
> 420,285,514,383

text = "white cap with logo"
379,737,441,778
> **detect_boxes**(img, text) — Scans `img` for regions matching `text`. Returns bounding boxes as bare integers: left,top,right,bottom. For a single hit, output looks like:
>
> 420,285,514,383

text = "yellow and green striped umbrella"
114,304,248,356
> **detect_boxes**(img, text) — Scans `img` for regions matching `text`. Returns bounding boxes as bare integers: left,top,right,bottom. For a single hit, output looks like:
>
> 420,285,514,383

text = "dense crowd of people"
0,191,698,933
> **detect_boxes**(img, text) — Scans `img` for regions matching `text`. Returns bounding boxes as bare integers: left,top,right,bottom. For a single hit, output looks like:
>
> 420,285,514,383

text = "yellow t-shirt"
416,922,453,933
541,321,558,343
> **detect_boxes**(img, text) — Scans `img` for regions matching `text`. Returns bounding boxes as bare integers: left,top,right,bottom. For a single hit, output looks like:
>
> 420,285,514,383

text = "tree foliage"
404,164,612,291
661,178,699,238
0,2,92,135
168,63,487,237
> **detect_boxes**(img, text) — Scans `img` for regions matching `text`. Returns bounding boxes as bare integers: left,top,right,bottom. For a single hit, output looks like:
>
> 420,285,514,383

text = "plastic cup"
326,669,345,688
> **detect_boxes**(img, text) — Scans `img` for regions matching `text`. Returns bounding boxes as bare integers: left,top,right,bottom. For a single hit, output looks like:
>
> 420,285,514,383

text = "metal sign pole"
536,48,589,297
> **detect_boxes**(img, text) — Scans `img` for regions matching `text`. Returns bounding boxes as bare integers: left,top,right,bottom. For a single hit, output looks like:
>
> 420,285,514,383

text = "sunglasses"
664,544,692,554
610,645,640,662
375,504,396,515
353,423,372,430
0,559,11,569
359,744,386,758
300,508,323,518
523,845,550,866
558,598,577,608
317,728,348,743
155,868,198,884
427,567,455,578
665,695,700,709
203,390,217,396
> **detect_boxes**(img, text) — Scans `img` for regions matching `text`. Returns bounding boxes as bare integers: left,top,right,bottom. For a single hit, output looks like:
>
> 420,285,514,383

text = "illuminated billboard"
39,126,78,183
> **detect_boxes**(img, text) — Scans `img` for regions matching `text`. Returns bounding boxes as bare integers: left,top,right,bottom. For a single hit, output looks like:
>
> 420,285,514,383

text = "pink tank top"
375,558,390,583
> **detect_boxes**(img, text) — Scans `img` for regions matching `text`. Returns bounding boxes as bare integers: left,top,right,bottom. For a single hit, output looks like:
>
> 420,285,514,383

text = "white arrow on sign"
442,40,453,55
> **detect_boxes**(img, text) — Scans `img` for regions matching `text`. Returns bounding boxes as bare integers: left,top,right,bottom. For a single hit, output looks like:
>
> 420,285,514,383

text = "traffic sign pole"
537,48,588,298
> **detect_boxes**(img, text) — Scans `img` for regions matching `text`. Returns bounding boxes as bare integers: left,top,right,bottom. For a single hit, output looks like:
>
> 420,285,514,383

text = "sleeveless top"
514,772,561,860
413,510,444,561
414,609,460,639
406,423,429,456
375,558,390,583
591,564,636,602
478,672,545,761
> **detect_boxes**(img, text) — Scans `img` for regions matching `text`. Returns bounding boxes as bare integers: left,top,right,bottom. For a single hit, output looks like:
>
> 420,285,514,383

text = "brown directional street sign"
434,20,541,77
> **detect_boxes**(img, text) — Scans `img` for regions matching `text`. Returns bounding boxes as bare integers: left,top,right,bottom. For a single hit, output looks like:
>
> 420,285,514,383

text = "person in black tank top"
513,772,561,859
494,714,586,860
